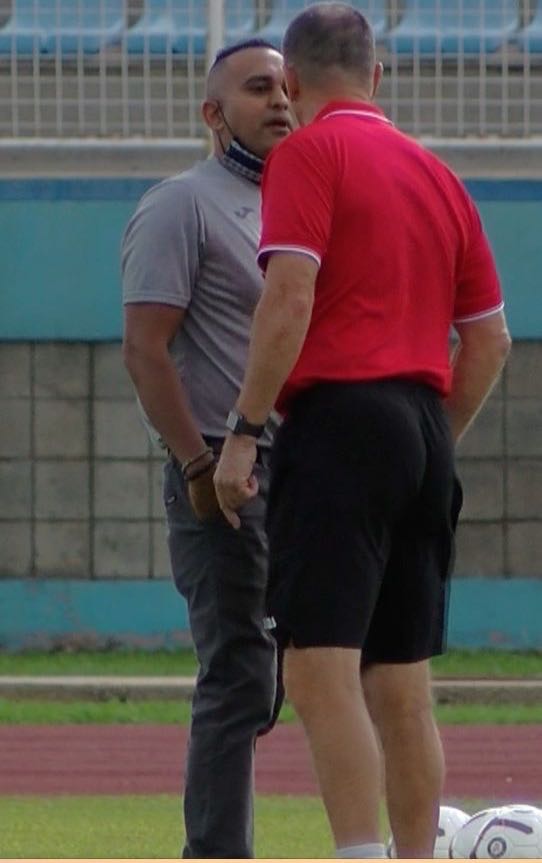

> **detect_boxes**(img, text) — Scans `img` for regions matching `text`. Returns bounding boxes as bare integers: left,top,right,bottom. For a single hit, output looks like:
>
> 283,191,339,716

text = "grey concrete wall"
0,340,540,579
1,138,542,179
455,340,542,578
0,343,169,580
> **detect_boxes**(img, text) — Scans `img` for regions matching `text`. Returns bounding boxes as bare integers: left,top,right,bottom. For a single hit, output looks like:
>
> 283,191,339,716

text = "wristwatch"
226,409,266,439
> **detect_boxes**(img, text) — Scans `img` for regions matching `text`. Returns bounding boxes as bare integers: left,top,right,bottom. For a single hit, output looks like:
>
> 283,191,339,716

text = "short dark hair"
283,2,375,85
211,38,278,71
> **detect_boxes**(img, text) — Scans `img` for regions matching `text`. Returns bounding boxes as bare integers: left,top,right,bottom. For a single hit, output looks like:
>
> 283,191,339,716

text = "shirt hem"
123,295,189,308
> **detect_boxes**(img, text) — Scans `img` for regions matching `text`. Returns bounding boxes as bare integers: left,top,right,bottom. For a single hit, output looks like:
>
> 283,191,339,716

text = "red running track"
1,724,541,800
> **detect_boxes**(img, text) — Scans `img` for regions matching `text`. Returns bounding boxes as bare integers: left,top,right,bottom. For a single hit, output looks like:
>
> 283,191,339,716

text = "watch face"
226,410,264,437
226,410,240,433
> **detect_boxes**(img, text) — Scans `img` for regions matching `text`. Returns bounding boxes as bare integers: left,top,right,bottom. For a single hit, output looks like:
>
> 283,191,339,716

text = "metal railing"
0,0,540,138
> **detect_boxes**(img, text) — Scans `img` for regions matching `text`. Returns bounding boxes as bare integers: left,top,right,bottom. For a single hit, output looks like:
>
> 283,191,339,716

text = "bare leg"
285,646,383,851
362,660,444,858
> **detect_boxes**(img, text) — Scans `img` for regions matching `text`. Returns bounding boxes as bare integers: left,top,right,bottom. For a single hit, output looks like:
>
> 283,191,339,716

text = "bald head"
206,58,230,101
206,38,278,100
283,2,376,89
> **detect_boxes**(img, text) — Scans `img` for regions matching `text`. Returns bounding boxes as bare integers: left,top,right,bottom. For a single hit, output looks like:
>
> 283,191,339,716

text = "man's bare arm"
214,253,317,528
446,310,511,443
235,252,318,423
123,303,206,462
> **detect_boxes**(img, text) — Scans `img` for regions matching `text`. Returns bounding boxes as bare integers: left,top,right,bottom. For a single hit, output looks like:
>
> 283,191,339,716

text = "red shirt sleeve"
454,199,504,323
258,133,335,271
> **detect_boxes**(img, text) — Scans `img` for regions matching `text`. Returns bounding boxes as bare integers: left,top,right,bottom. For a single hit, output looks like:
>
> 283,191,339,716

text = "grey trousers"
163,453,277,859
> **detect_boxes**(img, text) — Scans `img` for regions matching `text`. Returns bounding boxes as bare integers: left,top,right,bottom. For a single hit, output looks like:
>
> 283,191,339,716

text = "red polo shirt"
258,100,503,412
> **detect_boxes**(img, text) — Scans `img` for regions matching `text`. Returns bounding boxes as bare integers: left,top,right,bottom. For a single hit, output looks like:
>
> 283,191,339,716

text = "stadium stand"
255,0,387,45
387,0,520,55
0,0,125,55
0,0,540,137
0,0,538,59
517,0,542,53
124,0,256,54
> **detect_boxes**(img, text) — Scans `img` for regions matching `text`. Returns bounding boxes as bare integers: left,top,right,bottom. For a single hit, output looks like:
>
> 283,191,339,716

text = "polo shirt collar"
315,100,392,126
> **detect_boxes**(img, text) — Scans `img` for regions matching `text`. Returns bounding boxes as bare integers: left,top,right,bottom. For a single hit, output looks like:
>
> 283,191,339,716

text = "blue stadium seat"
255,0,387,48
0,0,125,55
125,0,255,55
387,0,520,55
516,0,542,53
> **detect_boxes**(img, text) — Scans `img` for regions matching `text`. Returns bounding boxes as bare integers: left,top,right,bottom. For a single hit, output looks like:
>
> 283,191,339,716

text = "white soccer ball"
449,807,502,857
434,806,472,857
450,804,542,858
387,805,470,858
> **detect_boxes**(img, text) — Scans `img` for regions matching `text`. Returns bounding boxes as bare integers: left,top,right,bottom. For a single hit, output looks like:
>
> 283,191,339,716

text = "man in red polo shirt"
215,2,511,857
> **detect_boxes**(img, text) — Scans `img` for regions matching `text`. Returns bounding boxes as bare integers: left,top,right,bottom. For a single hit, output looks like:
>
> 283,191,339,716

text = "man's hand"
187,465,221,522
214,435,259,529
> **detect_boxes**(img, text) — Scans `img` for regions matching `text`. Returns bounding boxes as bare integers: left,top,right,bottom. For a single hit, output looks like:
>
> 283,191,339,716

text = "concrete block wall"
455,340,542,578
0,340,541,580
0,342,169,580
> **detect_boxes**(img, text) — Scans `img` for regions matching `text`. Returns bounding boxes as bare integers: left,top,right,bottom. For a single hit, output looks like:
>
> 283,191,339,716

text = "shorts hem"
362,646,446,665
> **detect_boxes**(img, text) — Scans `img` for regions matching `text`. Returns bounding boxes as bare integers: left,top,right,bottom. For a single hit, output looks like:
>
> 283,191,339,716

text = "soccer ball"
450,804,542,858
434,806,472,857
449,807,502,857
387,805,470,858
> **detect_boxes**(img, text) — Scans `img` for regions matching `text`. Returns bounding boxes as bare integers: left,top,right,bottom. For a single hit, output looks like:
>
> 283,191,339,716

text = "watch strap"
226,409,266,438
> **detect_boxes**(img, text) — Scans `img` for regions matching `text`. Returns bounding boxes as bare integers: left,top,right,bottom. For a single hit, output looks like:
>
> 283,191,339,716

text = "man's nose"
270,85,289,108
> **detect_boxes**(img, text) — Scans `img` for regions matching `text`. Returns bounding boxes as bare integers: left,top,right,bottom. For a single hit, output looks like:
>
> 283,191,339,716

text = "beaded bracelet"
185,456,216,483
181,447,214,481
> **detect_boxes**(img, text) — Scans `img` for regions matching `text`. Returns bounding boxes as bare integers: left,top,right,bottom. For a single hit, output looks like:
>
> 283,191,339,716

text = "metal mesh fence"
0,0,540,138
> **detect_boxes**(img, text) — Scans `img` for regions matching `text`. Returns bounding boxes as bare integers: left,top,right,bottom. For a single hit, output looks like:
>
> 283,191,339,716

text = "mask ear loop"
215,102,234,155
216,102,253,156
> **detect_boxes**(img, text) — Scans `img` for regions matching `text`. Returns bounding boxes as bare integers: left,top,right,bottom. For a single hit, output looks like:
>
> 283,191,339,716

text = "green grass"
0,697,197,725
4,795,530,859
2,698,542,725
1,648,542,678
0,648,199,677
0,794,334,858
436,703,542,724
431,650,542,679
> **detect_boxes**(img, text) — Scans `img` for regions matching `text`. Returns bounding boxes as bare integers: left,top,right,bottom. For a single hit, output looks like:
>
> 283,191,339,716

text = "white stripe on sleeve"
454,301,505,324
257,244,322,269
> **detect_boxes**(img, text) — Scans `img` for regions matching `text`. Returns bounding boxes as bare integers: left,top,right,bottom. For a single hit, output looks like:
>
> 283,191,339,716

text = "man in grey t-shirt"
122,40,292,858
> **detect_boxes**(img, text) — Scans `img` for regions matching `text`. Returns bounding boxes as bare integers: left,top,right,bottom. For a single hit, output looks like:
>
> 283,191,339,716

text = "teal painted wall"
0,579,190,651
0,578,541,651
481,201,542,339
1,200,131,340
0,179,542,340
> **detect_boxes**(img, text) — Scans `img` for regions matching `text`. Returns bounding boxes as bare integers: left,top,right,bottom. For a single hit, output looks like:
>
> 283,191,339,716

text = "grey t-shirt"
121,156,277,447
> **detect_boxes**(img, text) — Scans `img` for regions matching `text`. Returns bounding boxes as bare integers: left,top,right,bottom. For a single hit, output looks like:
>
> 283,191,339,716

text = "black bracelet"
185,456,216,483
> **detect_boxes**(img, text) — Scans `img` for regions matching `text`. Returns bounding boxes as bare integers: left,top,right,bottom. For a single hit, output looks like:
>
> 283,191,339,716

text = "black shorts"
265,379,463,663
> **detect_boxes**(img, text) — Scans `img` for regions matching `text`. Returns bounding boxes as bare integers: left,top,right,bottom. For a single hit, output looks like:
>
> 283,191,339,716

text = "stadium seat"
125,0,255,55
0,0,125,55
387,0,520,55
516,0,542,53
254,0,387,48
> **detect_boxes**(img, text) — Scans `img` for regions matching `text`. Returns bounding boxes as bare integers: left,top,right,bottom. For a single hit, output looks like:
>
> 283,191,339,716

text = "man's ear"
285,65,300,102
371,62,384,99
202,99,225,132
